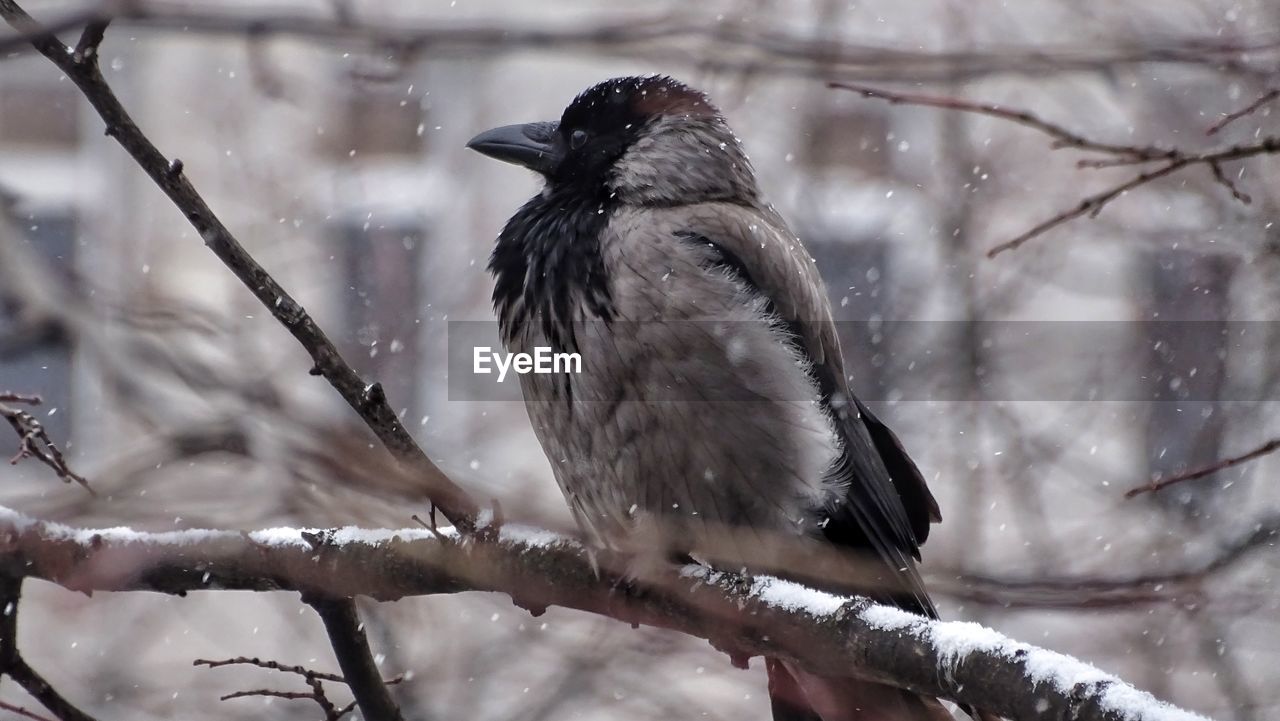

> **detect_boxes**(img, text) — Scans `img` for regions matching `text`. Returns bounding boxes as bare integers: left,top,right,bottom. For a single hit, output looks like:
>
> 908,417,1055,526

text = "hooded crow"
469,75,954,721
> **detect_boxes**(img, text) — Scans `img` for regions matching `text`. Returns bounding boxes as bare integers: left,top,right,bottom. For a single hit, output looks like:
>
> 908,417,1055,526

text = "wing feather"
675,203,940,616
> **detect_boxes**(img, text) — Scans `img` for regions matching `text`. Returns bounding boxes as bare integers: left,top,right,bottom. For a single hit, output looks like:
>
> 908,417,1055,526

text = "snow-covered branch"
0,507,1211,721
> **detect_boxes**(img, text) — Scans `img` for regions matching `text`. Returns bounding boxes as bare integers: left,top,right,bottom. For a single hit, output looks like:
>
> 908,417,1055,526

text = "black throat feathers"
488,185,616,354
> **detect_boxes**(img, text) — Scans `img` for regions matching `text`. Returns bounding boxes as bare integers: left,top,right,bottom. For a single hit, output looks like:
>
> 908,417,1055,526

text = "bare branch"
0,575,99,721
218,683,349,721
1207,89,1279,135
1125,438,1280,499
1207,160,1252,204
194,656,406,721
935,514,1280,610
0,0,478,530
0,393,41,405
0,701,57,721
0,4,104,56
217,677,341,718
0,398,92,495
219,687,324,702
194,657,347,684
0,507,1212,721
986,142,1277,258
71,18,108,61
829,82,1178,162
984,159,1196,257
306,598,405,721
828,83,1280,257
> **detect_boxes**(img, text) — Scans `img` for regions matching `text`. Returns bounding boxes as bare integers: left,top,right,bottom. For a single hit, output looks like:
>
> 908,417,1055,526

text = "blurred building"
2,0,1278,719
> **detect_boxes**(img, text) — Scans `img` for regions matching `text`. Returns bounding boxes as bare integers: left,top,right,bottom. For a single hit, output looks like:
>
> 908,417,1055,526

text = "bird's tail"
766,658,957,721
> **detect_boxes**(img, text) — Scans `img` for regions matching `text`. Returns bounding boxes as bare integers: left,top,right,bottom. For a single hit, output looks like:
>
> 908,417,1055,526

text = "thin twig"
0,701,57,721
829,82,1177,161
985,135,1279,256
220,688,314,702
195,656,408,684
0,393,41,405
411,513,448,541
985,158,1194,257
71,18,108,61
303,670,343,721
828,82,1280,257
195,656,406,721
194,657,347,684
0,400,93,494
220,688,324,702
1208,160,1251,203
936,513,1280,609
1207,88,1279,135
1125,438,1280,498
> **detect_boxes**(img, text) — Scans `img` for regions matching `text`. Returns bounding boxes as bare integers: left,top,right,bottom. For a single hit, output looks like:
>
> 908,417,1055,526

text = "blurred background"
2,0,1278,719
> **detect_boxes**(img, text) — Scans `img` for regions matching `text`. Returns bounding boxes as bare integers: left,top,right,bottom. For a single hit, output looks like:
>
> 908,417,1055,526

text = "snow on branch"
0,506,1213,721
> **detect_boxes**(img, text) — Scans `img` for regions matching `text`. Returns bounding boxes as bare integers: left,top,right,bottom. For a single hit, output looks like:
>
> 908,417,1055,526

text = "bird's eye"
569,129,589,150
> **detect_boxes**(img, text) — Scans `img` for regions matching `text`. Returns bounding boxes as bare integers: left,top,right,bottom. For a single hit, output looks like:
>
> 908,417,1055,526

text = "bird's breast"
510,208,841,550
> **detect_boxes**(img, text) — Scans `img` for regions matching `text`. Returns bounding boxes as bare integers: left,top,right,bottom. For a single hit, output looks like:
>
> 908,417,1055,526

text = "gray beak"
466,121,561,175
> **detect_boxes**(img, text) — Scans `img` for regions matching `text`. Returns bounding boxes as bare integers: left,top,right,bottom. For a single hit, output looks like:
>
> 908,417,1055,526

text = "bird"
468,75,953,721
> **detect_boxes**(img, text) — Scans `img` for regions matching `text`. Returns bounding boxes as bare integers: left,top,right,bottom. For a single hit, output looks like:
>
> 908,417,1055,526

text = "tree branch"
0,575,99,721
829,83,1179,162
828,83,1280,258
71,18,108,61
0,393,41,405
0,394,92,495
934,513,1280,610
306,598,405,721
194,656,349,684
1207,88,1279,135
0,701,57,721
1124,438,1280,499
194,656,404,721
0,0,478,531
0,506,1212,721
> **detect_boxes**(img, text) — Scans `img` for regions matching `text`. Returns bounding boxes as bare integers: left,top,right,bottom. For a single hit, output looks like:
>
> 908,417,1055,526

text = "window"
322,84,425,158
1140,248,1236,512
337,216,426,410
0,83,80,148
0,208,77,443
806,235,893,400
802,106,892,176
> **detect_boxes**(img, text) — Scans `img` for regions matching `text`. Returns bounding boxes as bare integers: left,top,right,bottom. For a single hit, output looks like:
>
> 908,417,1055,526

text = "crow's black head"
473,77,761,353
468,76,758,205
